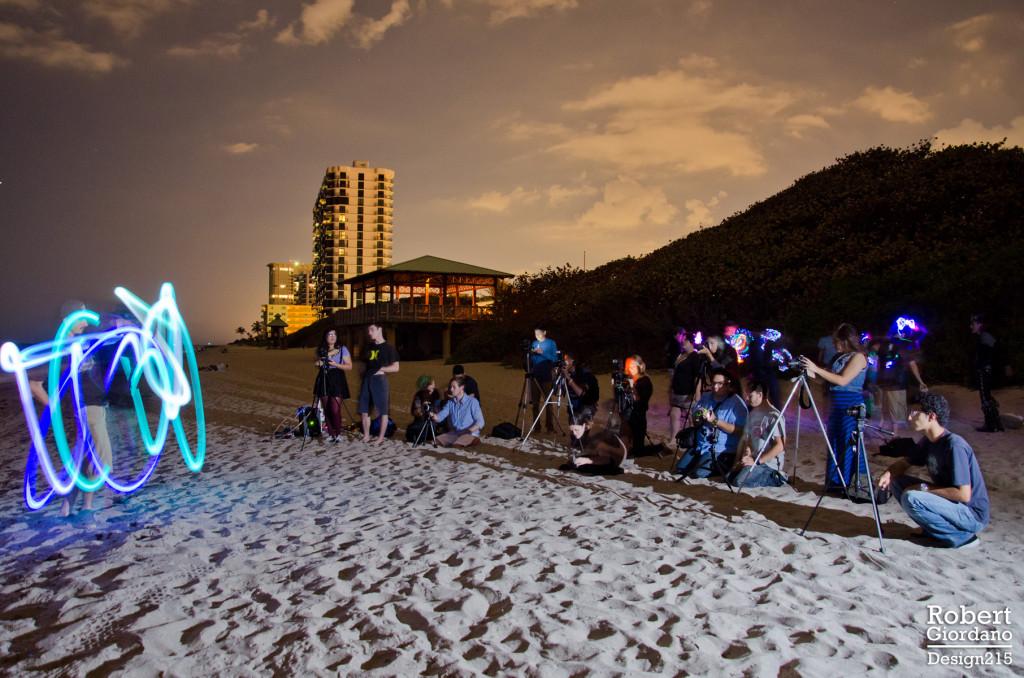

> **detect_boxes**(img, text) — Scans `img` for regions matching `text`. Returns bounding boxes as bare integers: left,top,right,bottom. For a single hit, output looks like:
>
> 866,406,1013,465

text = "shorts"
669,393,692,409
357,374,390,416
881,389,907,425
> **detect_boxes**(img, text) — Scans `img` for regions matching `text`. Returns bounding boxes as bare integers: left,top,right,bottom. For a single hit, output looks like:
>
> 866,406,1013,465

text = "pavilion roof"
345,255,514,284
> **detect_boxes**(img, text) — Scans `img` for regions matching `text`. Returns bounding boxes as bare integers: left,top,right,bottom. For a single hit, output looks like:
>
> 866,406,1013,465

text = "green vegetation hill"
454,142,1024,382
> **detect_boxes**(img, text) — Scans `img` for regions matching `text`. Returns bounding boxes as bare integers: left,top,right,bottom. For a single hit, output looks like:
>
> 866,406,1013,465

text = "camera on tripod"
845,403,867,419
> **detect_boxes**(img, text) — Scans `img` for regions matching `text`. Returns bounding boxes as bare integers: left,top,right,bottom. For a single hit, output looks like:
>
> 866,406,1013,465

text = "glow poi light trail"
727,328,754,364
0,283,206,510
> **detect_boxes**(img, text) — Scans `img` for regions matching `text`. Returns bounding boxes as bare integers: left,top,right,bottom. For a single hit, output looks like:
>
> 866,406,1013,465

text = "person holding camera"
563,412,628,473
800,323,867,492
528,326,558,432
560,351,599,422
675,367,747,477
623,355,653,454
669,332,701,441
313,328,352,443
728,381,786,487
430,375,484,447
877,394,989,548
698,335,740,388
406,375,441,442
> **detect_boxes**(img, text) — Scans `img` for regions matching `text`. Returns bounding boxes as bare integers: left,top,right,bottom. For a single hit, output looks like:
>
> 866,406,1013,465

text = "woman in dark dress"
313,328,352,443
625,355,653,455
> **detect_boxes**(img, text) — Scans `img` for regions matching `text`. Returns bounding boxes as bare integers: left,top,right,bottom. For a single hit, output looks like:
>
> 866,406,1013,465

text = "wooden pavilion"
289,255,514,359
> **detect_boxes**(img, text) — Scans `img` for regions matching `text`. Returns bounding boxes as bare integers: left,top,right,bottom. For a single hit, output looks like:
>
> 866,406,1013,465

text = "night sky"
1,0,1022,343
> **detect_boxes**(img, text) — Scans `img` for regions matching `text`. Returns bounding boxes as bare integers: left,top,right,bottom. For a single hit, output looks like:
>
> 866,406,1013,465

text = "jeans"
675,449,733,478
892,476,984,547
730,464,786,488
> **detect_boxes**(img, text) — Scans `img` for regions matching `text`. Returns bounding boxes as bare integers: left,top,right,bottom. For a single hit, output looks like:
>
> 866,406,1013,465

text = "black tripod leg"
800,489,828,536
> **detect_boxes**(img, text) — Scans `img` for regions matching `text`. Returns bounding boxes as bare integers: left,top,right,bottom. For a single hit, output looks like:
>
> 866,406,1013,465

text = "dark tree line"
454,141,1024,384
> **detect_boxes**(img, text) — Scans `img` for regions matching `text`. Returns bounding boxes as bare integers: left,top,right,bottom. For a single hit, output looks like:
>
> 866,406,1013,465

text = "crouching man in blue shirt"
431,375,485,447
675,368,747,478
878,393,990,549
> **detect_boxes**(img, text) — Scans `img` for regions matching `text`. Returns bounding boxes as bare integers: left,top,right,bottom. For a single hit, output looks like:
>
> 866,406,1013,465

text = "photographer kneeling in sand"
877,393,990,549
563,413,627,474
675,368,747,478
430,375,484,447
728,380,787,488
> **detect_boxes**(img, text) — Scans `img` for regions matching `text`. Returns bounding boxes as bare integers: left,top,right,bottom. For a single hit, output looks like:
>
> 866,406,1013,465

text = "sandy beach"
1,346,1022,675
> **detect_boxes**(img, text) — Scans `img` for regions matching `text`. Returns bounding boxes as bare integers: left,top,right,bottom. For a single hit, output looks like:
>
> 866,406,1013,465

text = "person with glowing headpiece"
877,317,927,435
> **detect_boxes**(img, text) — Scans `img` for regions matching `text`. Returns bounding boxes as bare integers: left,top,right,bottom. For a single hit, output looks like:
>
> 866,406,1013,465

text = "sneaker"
954,535,981,550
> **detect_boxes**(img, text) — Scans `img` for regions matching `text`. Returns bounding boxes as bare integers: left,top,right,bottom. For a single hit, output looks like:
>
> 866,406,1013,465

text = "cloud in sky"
934,116,1024,149
948,14,994,53
548,62,797,176
465,180,596,212
167,9,274,59
82,0,192,39
683,190,727,229
574,176,677,232
0,21,126,72
472,0,579,26
853,85,932,124
276,0,354,46
351,0,412,49
224,142,259,155
785,113,830,138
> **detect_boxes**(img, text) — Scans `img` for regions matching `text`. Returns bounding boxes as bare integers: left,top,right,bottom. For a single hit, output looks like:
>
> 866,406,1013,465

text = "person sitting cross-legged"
728,380,787,488
430,375,484,447
674,368,747,478
877,393,990,549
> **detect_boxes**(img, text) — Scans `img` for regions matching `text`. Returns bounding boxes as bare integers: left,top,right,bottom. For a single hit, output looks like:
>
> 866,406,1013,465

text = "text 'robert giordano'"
926,604,1015,668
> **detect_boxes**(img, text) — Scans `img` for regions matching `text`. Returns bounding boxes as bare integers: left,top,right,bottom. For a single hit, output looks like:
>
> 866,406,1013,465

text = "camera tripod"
413,414,437,446
519,366,575,450
800,403,887,552
300,361,329,453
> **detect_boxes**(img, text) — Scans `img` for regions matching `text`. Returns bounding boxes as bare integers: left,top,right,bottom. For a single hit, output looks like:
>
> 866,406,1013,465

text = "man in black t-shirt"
358,324,400,443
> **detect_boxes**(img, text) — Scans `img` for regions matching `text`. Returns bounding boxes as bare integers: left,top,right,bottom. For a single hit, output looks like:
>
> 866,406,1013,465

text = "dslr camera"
845,403,868,419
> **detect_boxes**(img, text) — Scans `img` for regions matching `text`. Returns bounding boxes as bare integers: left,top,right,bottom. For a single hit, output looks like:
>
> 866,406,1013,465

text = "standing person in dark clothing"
451,364,480,404
669,332,701,442
624,355,653,455
971,314,1004,432
560,351,600,422
358,324,400,443
699,335,740,388
313,328,352,443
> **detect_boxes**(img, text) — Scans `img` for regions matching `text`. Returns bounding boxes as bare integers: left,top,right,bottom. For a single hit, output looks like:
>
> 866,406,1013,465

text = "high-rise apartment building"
312,161,395,315
267,261,312,305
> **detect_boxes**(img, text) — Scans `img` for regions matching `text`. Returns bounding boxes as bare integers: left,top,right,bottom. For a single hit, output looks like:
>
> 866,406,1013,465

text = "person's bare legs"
377,415,389,443
361,413,371,442
669,406,681,441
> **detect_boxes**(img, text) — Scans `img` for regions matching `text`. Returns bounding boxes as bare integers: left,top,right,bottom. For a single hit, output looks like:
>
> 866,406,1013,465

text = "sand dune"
0,347,1022,675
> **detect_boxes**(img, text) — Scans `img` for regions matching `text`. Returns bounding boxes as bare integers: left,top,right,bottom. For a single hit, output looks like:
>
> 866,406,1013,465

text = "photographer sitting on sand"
877,393,990,549
430,375,484,447
561,413,628,474
728,380,787,488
